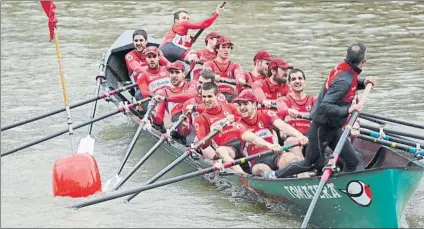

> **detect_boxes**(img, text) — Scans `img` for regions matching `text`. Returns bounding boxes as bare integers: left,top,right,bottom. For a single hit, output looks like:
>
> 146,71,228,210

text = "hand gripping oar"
0,83,137,132
191,1,227,44
70,143,300,209
360,112,424,129
102,99,159,192
301,83,373,229
125,116,228,203
110,104,190,192
357,134,424,158
1,97,151,157
77,53,106,155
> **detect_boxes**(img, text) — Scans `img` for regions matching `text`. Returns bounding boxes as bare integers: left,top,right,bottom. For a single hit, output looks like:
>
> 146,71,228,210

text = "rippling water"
1,1,423,227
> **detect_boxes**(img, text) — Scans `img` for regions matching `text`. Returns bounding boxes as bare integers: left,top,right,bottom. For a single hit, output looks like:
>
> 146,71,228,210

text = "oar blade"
77,135,95,155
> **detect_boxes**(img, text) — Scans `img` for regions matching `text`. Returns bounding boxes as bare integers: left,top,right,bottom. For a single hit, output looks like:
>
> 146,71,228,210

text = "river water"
1,1,423,228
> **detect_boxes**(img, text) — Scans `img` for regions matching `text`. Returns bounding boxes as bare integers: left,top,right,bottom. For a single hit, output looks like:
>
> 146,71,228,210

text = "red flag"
40,1,57,42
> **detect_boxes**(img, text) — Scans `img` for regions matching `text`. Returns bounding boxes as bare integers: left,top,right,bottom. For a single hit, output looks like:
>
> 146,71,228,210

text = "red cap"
167,61,185,71
268,58,293,70
216,36,233,46
145,46,160,55
205,32,220,43
233,89,257,103
253,50,273,62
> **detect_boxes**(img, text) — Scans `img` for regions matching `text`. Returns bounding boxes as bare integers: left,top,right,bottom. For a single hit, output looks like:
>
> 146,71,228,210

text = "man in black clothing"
266,42,376,178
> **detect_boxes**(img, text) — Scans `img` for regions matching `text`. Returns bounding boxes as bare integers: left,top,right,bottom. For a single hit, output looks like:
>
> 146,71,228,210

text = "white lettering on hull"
284,183,342,199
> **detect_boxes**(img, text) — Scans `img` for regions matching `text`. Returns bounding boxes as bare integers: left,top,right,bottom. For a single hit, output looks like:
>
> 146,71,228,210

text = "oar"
183,60,203,80
357,134,424,157
102,100,159,192
125,119,226,203
191,1,227,43
360,128,420,147
359,115,386,125
301,83,373,228
360,112,424,129
110,106,190,192
360,123,424,141
0,83,137,132
77,54,106,155
1,97,151,157
70,143,300,209
218,78,252,88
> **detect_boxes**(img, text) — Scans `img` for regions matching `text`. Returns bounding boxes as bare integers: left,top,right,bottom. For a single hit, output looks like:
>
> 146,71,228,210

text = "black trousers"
275,121,359,178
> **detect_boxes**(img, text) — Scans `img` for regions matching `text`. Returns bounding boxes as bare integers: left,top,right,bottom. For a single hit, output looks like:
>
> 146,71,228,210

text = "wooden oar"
0,83,137,132
301,83,373,228
1,98,151,157
77,54,106,155
110,106,192,192
102,100,159,192
360,112,424,129
358,134,424,157
70,143,300,209
191,1,227,43
359,128,420,147
360,123,424,141
125,123,225,202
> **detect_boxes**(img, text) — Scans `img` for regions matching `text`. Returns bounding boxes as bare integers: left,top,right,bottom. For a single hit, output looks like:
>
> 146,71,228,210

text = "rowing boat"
99,30,424,228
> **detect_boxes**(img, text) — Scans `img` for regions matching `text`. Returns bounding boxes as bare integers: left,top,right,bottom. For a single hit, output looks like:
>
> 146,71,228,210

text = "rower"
203,36,245,102
180,69,227,144
185,31,221,81
193,82,241,162
252,58,292,107
276,68,317,135
136,46,171,111
237,50,273,93
151,61,197,140
159,6,224,62
231,89,309,177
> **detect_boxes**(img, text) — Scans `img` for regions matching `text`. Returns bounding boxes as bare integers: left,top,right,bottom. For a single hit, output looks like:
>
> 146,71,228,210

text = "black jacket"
311,61,365,128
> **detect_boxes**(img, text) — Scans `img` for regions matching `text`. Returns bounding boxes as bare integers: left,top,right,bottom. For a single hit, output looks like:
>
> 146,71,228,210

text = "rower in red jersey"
226,89,309,177
276,68,317,135
193,82,241,162
252,58,292,107
237,50,273,93
180,69,227,144
203,36,244,102
152,61,197,125
185,32,221,81
136,46,171,104
159,5,224,62
125,30,170,82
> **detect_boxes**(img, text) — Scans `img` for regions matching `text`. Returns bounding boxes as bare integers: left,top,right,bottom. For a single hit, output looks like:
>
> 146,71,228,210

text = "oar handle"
218,78,252,88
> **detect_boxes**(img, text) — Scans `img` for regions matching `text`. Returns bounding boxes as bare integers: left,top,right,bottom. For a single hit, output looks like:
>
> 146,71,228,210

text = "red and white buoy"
52,153,102,197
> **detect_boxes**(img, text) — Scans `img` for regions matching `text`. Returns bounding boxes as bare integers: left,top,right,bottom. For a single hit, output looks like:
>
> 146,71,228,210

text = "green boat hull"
224,167,423,228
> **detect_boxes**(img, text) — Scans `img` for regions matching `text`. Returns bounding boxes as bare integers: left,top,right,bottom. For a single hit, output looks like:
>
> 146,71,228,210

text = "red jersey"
190,49,217,81
137,66,171,98
252,77,290,102
194,103,241,149
237,71,266,92
203,60,244,96
180,93,227,136
125,49,170,80
153,81,197,125
160,13,219,48
234,110,279,162
277,94,317,134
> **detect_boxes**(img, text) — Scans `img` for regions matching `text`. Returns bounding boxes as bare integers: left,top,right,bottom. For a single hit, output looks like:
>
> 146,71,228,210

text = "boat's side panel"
223,169,423,228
